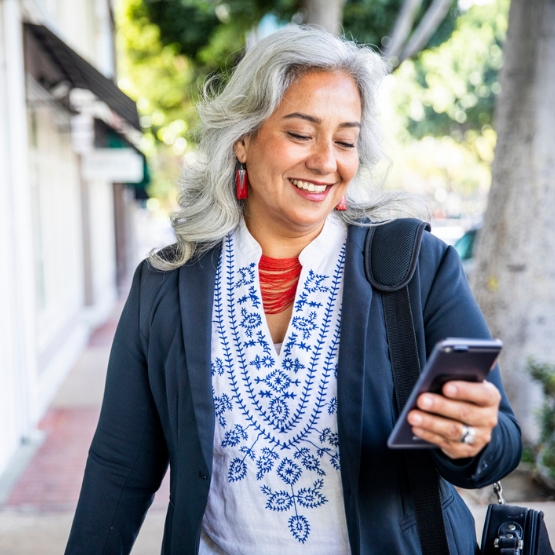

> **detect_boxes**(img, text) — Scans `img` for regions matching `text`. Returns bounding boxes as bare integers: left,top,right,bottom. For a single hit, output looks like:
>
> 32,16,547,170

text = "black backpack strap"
364,218,450,555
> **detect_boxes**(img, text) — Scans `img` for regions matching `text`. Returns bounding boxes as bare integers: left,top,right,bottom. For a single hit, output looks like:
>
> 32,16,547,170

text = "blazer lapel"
337,225,373,551
179,245,222,470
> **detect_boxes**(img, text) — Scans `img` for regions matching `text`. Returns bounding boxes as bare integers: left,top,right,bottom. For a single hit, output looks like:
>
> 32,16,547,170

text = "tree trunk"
301,0,347,35
399,0,453,63
471,0,555,445
384,0,424,61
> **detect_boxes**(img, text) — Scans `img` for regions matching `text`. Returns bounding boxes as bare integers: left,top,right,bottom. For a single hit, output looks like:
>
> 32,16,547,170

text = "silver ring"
459,425,476,444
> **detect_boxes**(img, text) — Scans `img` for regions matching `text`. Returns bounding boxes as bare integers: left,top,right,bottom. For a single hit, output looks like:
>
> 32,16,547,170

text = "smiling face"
234,70,362,250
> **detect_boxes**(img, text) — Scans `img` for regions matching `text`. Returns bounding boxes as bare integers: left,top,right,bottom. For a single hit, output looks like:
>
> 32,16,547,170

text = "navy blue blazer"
66,224,521,555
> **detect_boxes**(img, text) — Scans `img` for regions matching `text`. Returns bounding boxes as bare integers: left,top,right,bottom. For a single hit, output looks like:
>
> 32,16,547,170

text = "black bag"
481,483,554,555
365,219,554,555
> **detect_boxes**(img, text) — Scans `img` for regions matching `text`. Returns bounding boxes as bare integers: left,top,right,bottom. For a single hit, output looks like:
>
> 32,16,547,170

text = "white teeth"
290,179,327,193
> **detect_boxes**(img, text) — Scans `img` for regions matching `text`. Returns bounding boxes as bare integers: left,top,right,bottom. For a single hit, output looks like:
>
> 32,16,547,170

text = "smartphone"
387,338,502,449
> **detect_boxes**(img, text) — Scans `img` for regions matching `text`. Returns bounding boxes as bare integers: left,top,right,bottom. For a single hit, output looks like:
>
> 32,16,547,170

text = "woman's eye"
287,132,310,140
337,141,356,149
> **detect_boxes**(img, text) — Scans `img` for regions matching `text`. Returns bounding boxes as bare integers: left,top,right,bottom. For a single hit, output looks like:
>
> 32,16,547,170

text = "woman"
66,26,521,555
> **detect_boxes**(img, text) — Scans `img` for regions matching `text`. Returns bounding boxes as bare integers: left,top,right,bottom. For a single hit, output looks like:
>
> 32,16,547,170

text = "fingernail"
409,413,423,425
444,384,458,396
420,395,433,409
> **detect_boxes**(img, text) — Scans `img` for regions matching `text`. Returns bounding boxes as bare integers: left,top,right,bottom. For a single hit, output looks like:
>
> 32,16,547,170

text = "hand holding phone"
387,338,502,449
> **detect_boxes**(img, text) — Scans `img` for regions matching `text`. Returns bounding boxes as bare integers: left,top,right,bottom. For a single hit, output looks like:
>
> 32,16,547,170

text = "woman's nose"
305,140,337,175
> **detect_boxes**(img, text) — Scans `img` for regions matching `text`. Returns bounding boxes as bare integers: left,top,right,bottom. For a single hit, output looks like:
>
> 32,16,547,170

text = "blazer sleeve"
416,237,522,488
65,261,169,554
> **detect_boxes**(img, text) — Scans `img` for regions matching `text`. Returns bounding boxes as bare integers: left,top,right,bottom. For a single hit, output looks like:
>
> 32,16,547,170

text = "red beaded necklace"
258,255,302,314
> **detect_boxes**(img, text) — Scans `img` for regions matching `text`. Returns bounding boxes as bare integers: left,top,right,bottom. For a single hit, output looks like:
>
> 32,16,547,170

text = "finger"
416,393,499,428
411,426,484,459
441,380,501,407
408,409,493,445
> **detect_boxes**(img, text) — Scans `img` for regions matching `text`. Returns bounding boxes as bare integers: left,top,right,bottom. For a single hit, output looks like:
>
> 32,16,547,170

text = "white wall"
27,89,89,414
84,178,118,327
0,0,20,477
0,0,39,476
0,0,122,477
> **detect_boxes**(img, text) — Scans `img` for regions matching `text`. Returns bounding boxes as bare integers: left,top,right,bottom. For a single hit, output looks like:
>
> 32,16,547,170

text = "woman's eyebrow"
282,112,361,128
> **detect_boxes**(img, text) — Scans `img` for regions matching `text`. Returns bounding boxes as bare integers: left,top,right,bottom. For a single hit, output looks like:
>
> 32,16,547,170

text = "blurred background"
0,0,554,552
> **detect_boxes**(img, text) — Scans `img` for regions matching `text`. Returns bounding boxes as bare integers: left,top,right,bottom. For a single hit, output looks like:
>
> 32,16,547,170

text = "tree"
122,0,461,157
301,0,348,34
141,0,460,74
380,0,507,219
391,0,508,141
471,0,555,445
115,0,197,200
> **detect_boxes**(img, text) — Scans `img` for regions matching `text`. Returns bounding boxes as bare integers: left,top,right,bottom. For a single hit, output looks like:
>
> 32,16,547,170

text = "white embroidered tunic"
200,215,350,555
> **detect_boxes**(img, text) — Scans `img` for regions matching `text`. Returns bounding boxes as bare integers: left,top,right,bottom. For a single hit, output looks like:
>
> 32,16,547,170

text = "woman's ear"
233,138,247,163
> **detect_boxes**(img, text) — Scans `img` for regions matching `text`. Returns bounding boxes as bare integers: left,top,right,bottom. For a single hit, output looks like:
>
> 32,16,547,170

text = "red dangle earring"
235,162,248,200
335,195,347,211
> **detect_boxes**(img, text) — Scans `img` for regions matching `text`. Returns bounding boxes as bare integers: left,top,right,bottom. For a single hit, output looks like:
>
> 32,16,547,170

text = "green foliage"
142,0,259,72
527,359,555,443
134,0,504,148
117,0,507,209
528,358,555,482
521,446,536,464
116,0,197,202
142,0,459,74
142,0,220,61
392,0,509,141
343,0,458,50
542,443,555,479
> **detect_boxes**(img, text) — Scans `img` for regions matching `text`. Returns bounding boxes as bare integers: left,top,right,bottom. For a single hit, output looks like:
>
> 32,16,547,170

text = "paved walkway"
0,305,554,553
0,306,168,554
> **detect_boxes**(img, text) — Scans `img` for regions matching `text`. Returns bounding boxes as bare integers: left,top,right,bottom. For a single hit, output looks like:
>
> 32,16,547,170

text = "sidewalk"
0,306,168,555
0,306,554,553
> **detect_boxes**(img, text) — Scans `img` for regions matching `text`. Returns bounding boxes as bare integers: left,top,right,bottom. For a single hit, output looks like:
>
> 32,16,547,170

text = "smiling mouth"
289,178,331,193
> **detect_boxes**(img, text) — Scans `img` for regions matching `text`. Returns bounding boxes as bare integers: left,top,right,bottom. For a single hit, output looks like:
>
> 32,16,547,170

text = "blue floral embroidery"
255,370,299,394
235,263,256,288
240,307,262,338
211,358,224,377
265,489,292,511
295,270,329,311
213,390,232,427
297,480,327,508
244,330,272,353
269,396,289,426
239,285,261,308
292,311,318,340
294,447,325,476
229,458,247,482
211,234,346,544
261,476,327,544
256,447,280,480
221,424,248,447
277,458,302,485
289,515,310,543
250,354,275,370
282,357,305,373
319,427,339,447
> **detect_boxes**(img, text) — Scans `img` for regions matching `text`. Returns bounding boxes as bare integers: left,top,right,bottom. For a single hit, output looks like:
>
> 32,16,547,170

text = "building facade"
0,0,145,477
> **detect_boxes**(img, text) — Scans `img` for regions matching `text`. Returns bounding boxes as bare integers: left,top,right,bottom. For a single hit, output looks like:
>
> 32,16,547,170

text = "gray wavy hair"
150,25,427,270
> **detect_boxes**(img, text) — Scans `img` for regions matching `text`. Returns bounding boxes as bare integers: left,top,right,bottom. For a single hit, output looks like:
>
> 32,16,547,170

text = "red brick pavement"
87,319,120,348
3,311,170,514
5,408,100,512
5,407,170,513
